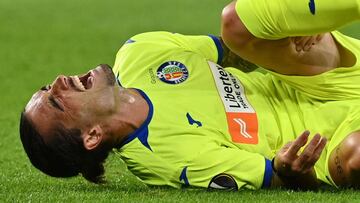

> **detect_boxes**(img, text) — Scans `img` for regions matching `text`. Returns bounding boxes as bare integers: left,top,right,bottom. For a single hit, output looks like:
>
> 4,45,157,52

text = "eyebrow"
49,95,64,112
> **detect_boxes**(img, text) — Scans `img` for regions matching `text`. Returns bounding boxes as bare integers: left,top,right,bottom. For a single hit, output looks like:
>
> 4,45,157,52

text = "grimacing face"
25,64,117,140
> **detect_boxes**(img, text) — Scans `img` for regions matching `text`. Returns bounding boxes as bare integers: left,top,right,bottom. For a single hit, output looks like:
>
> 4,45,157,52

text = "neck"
108,88,149,147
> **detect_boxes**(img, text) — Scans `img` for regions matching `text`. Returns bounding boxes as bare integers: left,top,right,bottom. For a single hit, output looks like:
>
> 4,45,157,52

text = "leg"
230,0,360,39
328,131,360,188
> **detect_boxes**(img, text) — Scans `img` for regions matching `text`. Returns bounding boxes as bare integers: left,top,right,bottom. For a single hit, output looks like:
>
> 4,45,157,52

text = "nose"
51,75,69,92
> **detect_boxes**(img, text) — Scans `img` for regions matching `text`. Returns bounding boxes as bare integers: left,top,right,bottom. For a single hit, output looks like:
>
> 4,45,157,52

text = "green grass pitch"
1,0,360,202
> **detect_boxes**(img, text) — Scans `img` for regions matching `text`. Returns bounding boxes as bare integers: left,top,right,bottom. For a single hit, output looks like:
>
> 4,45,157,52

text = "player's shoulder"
123,31,179,45
116,31,182,55
116,31,182,57
113,32,183,75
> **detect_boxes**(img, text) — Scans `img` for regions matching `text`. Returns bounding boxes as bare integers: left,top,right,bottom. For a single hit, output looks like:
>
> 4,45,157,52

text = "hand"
274,131,327,177
293,34,324,52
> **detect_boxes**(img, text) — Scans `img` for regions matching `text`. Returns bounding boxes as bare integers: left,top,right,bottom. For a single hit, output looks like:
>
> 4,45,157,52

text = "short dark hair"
19,111,112,183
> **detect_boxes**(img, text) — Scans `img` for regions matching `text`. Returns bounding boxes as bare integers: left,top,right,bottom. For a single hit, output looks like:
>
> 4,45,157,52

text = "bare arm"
219,37,258,72
328,131,360,188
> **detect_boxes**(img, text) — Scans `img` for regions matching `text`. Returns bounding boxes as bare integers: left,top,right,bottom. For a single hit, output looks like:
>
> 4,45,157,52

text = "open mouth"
70,72,94,91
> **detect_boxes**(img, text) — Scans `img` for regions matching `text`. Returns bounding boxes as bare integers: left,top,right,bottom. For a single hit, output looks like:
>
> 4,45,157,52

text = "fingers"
307,135,327,168
287,130,310,155
278,141,293,154
296,133,321,167
274,131,327,177
296,133,328,172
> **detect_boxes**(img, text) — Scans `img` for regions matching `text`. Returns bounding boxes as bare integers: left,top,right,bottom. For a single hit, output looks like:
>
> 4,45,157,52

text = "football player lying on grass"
20,0,360,190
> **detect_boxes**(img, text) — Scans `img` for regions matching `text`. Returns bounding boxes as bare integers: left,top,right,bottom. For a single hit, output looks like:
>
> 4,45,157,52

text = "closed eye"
49,95,64,112
40,85,51,91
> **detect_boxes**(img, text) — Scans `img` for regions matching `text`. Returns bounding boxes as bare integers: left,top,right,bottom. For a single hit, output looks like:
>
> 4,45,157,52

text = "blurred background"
0,0,228,113
0,0,359,201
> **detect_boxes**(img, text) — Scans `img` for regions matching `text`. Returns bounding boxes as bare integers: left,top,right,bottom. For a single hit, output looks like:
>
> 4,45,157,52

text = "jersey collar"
117,89,154,150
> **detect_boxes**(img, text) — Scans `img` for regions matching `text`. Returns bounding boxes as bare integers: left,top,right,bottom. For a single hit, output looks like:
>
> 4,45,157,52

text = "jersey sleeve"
124,32,224,64
178,146,273,190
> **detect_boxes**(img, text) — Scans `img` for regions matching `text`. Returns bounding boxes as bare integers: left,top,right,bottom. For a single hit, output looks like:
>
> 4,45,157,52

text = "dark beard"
99,64,116,86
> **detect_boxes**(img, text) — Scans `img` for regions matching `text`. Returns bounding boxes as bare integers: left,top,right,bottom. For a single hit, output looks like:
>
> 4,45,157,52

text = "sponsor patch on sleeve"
208,61,259,144
208,174,238,191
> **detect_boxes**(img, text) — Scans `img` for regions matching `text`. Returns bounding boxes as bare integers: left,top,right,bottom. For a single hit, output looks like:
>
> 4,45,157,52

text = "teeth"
71,76,86,91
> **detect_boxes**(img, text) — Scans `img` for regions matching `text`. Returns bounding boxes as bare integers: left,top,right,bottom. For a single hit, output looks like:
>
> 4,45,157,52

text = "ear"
82,125,103,150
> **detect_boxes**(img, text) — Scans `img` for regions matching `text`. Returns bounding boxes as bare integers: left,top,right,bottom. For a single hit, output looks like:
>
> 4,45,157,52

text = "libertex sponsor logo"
208,61,258,144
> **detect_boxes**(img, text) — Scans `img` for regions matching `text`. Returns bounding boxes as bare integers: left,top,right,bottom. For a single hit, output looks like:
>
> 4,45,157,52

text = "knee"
221,2,238,34
221,1,253,49
348,150,360,171
330,132,360,188
346,144,360,187
342,132,360,169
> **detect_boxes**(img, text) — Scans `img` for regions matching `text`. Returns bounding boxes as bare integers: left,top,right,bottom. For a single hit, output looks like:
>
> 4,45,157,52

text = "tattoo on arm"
335,147,348,186
219,37,258,72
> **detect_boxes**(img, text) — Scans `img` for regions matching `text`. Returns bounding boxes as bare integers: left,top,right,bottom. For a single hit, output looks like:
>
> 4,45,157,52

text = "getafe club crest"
157,61,189,84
